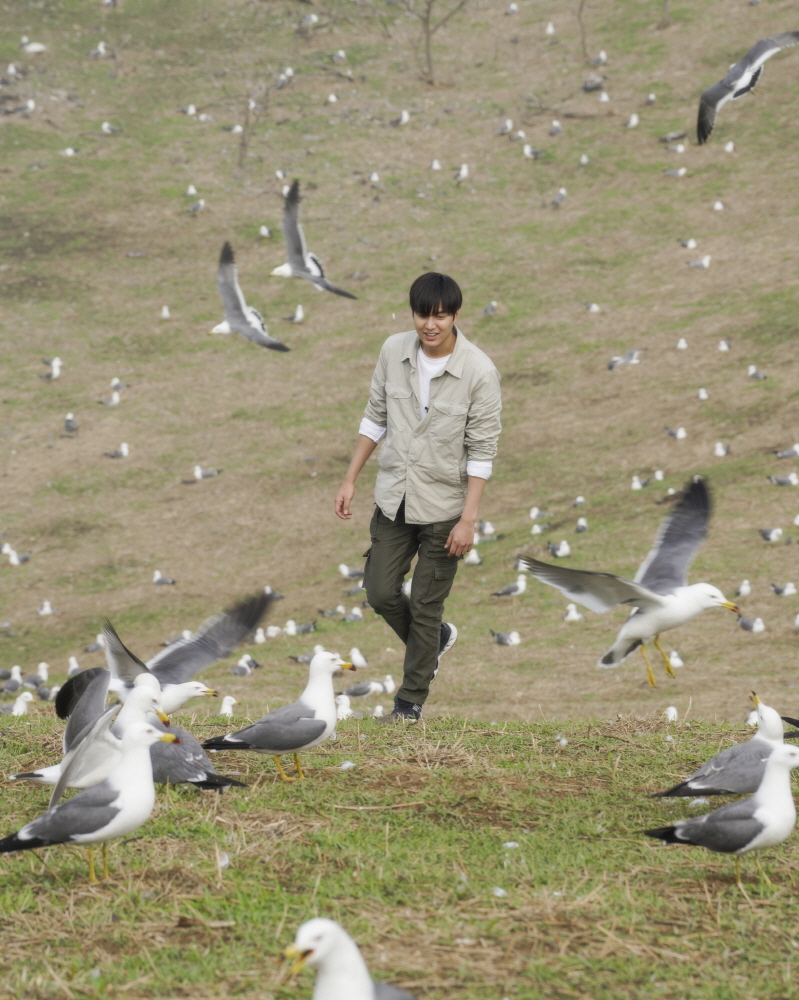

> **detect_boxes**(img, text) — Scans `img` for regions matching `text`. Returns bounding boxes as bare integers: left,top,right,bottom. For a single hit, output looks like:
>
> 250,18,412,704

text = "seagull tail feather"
598,637,641,668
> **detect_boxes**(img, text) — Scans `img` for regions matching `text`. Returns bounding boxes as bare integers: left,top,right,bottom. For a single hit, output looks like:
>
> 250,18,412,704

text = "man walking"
334,272,502,722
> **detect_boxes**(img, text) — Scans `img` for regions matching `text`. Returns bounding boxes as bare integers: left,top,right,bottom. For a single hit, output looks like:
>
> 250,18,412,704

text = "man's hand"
335,481,356,520
445,518,475,558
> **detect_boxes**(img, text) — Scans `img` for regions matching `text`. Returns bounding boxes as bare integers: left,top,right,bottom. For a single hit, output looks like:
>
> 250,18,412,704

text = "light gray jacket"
362,329,501,523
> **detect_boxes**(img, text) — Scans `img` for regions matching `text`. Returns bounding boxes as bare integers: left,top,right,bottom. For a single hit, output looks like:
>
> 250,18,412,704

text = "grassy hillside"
2,0,799,994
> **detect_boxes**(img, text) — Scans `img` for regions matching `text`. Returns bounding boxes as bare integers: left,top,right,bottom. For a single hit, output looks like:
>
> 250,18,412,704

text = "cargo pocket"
420,559,459,607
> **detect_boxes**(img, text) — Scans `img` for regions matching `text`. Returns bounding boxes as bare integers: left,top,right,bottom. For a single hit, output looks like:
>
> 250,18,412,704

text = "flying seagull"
697,32,799,144
271,181,357,298
518,479,739,686
215,243,290,351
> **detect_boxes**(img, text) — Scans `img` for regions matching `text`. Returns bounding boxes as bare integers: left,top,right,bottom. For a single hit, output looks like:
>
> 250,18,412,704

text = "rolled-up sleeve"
362,343,388,428
464,369,502,463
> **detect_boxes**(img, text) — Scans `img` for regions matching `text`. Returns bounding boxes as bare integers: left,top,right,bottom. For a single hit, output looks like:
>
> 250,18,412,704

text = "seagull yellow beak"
721,601,740,614
339,661,355,671
750,691,760,707
204,688,219,697
159,732,179,743
156,710,170,725
282,945,311,977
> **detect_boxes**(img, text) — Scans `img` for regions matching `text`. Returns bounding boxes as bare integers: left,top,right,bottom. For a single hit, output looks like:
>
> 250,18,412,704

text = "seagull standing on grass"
644,743,799,889
519,479,739,686
271,181,357,298
202,651,354,781
0,721,177,883
697,32,799,144
492,575,527,598
214,243,289,351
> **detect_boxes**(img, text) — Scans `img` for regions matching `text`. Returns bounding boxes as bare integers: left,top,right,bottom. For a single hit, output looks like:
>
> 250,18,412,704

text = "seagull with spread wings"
271,180,357,299
519,479,739,686
214,242,290,351
697,31,799,144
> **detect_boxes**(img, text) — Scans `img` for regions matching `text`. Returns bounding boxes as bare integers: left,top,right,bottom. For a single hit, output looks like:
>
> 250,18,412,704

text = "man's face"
413,307,459,357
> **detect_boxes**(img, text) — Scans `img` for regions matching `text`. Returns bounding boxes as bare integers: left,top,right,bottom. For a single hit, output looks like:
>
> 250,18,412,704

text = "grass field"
3,0,799,995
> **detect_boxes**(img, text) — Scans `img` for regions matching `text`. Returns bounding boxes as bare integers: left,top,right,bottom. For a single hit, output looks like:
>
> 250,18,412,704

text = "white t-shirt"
358,345,492,479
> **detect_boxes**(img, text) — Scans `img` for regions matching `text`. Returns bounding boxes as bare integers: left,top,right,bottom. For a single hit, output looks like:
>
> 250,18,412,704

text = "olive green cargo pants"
363,500,460,706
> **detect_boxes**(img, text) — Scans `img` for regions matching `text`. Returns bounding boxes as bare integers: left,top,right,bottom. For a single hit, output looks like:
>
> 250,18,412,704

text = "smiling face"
413,306,459,358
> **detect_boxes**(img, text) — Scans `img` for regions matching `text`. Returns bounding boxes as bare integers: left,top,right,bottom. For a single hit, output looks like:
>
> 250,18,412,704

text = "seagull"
284,304,304,323
680,238,697,249
339,563,365,580
99,390,120,407
736,580,751,598
697,32,799,144
215,243,290,351
272,182,356,298
771,582,797,596
775,444,799,459
665,427,687,440
689,255,711,268
739,615,765,632
713,201,725,211
768,473,799,486
283,918,419,1000
1,691,34,716
519,479,739,686
551,187,567,208
653,693,786,798
38,601,55,616
335,694,361,720
202,651,354,781
483,301,498,315
669,650,685,669
496,118,513,135
103,442,129,459
20,37,47,55
608,349,644,370
545,21,555,36
547,540,571,558
698,388,709,400
505,2,518,12
218,695,238,718
289,645,326,665
464,548,482,565
63,413,78,434
340,607,364,623
318,605,346,617
718,338,732,351
0,721,178,882
523,145,543,159
760,528,783,543
624,113,639,128
188,199,205,215
390,110,409,126
153,570,176,585
564,604,584,622
644,743,799,889
714,443,730,457
348,648,368,669
455,164,469,184
492,575,527,598
430,159,442,170
549,120,562,136
194,465,221,480
576,517,588,533
490,630,521,646
586,303,600,313
665,168,687,178
3,666,22,694
41,357,62,381
342,675,395,698
101,121,120,134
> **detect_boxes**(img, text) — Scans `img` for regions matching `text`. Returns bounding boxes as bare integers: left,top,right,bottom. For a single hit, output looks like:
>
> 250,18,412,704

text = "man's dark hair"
409,272,462,317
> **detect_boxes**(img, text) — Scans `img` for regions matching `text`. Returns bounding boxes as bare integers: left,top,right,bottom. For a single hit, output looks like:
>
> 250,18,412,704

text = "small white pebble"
558,738,568,748
665,734,674,743
663,706,679,722
340,760,356,771
491,886,508,898
502,841,520,849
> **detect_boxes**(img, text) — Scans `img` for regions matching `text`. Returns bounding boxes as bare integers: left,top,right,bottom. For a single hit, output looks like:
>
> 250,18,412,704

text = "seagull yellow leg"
734,856,743,890
274,756,296,782
293,754,306,780
754,856,772,886
102,843,109,879
641,644,657,687
88,846,98,883
654,636,675,678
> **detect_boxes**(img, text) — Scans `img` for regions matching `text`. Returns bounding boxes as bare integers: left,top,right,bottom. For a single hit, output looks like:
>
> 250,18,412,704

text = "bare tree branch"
576,0,590,63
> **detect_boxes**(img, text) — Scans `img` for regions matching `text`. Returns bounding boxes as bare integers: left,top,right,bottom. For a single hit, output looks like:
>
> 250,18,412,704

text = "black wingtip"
220,241,235,265
54,666,107,720
267,342,291,352
643,826,679,842
286,179,300,203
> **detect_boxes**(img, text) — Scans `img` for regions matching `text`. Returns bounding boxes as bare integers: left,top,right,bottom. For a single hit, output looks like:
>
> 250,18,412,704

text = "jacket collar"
402,326,467,378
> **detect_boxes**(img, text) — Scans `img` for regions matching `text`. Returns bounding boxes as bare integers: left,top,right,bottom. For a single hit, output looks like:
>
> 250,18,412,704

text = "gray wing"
282,180,309,270
56,668,111,753
216,243,290,351
103,620,151,683
239,321,290,351
518,558,664,614
697,82,730,144
658,740,772,796
150,723,217,784
204,699,326,753
343,681,375,697
303,272,358,300
374,983,419,1000
634,478,710,595
493,582,518,596
674,797,764,854
147,593,274,685
49,705,121,808
25,779,121,844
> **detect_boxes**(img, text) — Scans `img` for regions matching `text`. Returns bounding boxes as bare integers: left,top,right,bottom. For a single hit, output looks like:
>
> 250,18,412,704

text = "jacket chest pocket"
386,380,413,401
430,398,469,435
